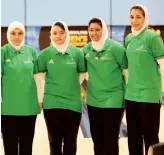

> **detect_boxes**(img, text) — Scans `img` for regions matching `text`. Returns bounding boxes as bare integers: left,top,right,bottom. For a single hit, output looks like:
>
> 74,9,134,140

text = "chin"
14,43,21,46
133,27,141,31
92,39,99,42
56,42,63,45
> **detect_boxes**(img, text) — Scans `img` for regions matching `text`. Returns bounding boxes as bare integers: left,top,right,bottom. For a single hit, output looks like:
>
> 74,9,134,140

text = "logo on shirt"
100,56,113,60
100,54,113,60
136,45,147,52
85,53,90,58
48,59,55,64
24,60,32,64
95,57,98,60
5,58,11,62
67,57,76,64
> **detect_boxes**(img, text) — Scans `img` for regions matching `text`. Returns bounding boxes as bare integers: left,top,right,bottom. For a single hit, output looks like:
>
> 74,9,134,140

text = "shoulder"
1,44,10,52
68,45,84,57
24,45,38,54
144,29,159,38
125,33,134,46
125,33,134,39
1,44,12,57
23,45,39,59
39,46,52,57
106,39,125,51
83,42,92,54
68,45,81,52
143,29,162,45
24,45,36,51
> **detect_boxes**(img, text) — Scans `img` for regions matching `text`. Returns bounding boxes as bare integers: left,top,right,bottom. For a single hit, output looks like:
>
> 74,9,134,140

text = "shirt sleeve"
114,45,128,69
32,49,39,74
1,47,5,75
77,49,87,73
157,58,164,92
151,35,164,60
124,36,128,49
37,51,47,72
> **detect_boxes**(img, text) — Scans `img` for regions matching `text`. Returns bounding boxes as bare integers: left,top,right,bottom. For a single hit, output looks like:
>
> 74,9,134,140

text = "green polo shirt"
37,45,86,113
83,39,128,108
125,28,164,103
1,43,40,115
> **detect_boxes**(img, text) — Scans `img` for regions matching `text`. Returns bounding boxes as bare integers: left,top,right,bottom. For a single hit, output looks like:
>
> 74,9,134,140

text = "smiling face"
10,28,24,46
88,23,102,41
130,8,145,31
51,25,66,45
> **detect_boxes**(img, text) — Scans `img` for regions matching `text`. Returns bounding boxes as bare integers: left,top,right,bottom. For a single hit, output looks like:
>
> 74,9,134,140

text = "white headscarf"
91,18,109,51
131,4,149,36
50,21,70,54
7,21,25,50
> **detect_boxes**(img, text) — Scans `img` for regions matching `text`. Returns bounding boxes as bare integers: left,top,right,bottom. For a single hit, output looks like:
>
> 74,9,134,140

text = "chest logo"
85,53,90,58
67,58,76,64
100,53,113,60
5,58,11,62
136,45,147,52
24,59,32,64
49,59,55,64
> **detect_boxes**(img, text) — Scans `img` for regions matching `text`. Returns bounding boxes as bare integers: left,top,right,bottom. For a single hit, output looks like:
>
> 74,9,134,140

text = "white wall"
1,0,164,26
112,0,164,25
1,0,25,26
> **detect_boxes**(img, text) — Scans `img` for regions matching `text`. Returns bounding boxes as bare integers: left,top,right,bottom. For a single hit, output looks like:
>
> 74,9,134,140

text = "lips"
14,40,21,43
91,36,99,39
132,24,139,27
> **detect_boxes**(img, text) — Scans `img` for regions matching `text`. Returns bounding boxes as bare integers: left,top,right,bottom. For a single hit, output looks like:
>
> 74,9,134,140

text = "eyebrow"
53,30,65,33
89,27,101,29
130,15,142,17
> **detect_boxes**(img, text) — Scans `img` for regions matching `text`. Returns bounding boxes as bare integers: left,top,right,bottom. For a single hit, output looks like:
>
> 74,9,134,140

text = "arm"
123,69,128,84
157,58,164,92
1,47,5,103
79,73,86,85
34,73,45,108
1,47,5,76
151,35,164,92
113,45,128,84
34,50,47,110
77,49,87,84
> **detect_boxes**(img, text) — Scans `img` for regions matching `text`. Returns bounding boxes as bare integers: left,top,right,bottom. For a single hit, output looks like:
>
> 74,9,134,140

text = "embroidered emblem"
85,53,90,58
48,59,55,64
5,58,11,62
67,57,76,64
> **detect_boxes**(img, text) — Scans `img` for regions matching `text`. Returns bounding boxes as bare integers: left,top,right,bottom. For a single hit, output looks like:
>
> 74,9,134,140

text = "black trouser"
87,105,124,155
125,100,161,155
1,115,37,155
43,109,81,155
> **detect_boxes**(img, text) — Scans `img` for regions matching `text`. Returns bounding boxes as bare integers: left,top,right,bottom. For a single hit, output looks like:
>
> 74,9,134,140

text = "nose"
56,34,61,38
92,30,97,35
133,18,138,23
15,34,19,39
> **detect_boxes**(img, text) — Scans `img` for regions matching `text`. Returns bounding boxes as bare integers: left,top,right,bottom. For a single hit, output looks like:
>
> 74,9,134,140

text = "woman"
37,21,86,155
83,18,128,155
125,4,164,155
1,21,40,155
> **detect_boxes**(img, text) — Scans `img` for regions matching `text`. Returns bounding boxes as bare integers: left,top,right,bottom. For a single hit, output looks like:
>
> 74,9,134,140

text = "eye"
11,32,16,35
18,32,23,36
60,31,65,35
136,17,142,19
95,29,101,32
